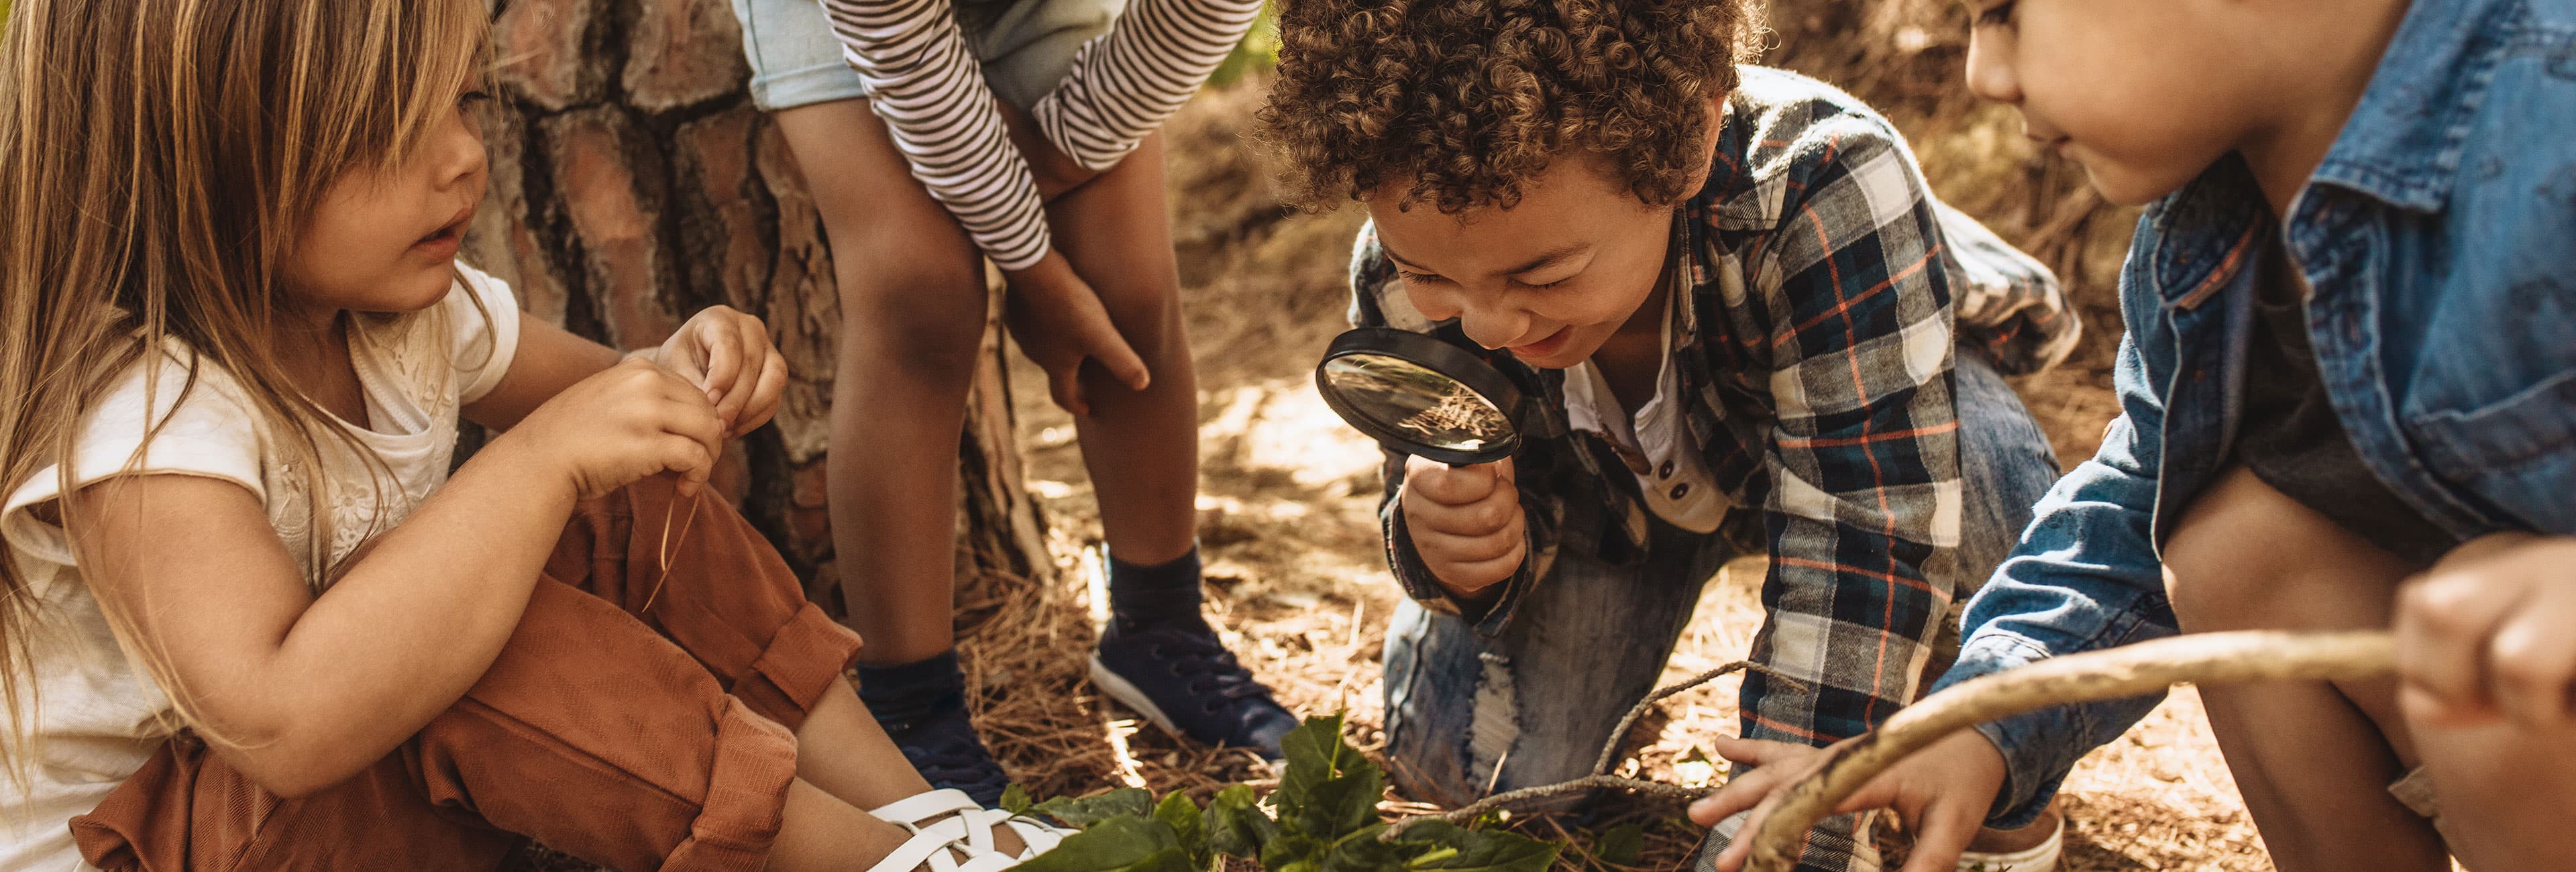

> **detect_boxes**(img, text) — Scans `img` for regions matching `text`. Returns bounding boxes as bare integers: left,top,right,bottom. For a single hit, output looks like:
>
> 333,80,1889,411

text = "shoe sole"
1088,654,1189,739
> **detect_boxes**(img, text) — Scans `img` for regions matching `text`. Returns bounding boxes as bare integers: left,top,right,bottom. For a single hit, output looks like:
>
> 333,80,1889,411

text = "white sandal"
871,788,1074,861
862,822,1019,872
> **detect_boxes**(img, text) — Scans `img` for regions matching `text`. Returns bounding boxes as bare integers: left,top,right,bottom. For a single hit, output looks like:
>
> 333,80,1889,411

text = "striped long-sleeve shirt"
819,0,1264,271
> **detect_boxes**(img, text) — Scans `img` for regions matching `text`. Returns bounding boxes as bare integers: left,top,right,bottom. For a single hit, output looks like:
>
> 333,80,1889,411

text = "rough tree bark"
463,0,1057,622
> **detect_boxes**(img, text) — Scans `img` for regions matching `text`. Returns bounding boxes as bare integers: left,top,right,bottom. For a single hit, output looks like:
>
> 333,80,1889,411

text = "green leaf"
1285,765,1385,844
1591,824,1644,867
1274,715,1387,840
1015,814,1183,872
1204,784,1280,859
1128,846,1202,872
1155,791,1208,866
1385,821,1559,872
1034,787,1159,828
1318,824,1411,872
1260,831,1329,872
1002,784,1034,816
1273,714,1344,813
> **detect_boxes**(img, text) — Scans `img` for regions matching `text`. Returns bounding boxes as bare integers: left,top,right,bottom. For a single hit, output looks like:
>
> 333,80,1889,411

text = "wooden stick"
1381,776,1705,839
1383,661,1803,840
1743,630,2396,872
1591,661,1803,779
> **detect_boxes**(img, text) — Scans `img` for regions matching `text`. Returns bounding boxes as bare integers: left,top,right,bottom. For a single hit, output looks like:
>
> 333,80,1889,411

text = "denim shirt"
1931,0,2576,828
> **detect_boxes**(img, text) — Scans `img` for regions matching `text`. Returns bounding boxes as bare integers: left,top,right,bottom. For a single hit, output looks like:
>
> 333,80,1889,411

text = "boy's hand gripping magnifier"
1313,327,1527,466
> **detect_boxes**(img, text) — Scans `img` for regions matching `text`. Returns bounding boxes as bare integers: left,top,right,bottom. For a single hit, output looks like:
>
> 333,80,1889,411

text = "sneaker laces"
1114,619,1278,709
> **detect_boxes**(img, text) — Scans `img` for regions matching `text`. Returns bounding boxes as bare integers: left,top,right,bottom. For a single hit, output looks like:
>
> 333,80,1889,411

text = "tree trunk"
465,0,1055,624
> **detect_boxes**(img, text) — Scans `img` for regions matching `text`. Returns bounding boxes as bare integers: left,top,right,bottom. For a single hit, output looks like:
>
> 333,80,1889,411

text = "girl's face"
280,94,490,317
1962,0,2263,207
1364,154,1687,370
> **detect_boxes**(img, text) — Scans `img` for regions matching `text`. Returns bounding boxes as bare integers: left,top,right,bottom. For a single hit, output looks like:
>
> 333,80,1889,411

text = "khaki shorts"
729,0,1122,111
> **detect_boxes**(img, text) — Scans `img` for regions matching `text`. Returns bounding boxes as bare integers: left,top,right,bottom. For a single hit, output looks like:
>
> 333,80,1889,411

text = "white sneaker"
1954,817,2061,872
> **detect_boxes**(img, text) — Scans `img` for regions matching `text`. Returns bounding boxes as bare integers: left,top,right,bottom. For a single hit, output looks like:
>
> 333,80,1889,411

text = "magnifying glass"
1313,327,1527,466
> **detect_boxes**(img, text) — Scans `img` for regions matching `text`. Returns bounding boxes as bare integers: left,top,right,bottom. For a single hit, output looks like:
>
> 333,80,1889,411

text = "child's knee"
835,265,989,374
2162,468,2410,633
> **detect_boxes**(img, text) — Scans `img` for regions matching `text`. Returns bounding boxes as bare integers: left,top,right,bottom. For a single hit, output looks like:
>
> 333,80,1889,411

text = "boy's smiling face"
1962,0,2412,210
1365,152,1704,370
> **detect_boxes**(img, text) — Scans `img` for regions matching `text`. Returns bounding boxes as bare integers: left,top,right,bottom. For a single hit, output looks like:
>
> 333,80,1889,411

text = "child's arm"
1693,310,2184,872
68,358,724,798
465,307,785,442
1024,0,1265,172
1344,226,1561,635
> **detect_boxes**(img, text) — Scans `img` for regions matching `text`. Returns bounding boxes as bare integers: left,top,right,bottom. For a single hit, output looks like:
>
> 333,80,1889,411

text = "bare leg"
2162,467,2444,872
793,678,1032,855
1040,132,1197,564
771,99,989,667
769,779,916,871
796,677,936,807
2412,716,2576,871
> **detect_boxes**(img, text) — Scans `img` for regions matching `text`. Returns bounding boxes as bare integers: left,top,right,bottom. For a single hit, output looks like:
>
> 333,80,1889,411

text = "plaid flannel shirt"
1356,66,2072,773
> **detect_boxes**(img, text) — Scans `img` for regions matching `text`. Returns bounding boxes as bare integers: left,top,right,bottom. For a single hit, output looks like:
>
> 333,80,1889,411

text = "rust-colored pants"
69,478,865,871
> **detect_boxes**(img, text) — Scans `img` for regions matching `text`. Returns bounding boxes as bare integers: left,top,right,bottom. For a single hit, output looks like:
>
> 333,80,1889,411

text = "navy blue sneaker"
1089,616,1298,761
871,689,1010,806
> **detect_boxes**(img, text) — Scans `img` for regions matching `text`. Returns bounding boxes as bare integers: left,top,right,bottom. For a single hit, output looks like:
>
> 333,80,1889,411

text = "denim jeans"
1380,349,2061,871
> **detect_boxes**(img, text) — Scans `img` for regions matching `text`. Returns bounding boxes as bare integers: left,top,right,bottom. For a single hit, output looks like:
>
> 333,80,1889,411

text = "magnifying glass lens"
1318,353,1513,452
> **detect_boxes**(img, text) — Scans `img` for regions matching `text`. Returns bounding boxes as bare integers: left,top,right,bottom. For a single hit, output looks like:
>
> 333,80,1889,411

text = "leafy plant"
1014,715,1559,872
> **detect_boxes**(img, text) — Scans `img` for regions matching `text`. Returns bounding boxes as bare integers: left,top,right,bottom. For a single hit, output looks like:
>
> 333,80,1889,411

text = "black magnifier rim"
1315,327,1525,466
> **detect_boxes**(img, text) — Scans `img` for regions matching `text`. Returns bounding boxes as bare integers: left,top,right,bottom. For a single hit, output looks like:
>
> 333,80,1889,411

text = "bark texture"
465,0,1056,622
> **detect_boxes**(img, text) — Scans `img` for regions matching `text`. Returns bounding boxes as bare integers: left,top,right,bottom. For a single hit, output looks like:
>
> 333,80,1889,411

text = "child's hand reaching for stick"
642,305,788,439
1688,731,2008,872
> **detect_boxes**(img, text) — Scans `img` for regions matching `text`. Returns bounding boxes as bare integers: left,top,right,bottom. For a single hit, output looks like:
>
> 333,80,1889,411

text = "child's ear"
1670,93,1730,202
1700,93,1728,160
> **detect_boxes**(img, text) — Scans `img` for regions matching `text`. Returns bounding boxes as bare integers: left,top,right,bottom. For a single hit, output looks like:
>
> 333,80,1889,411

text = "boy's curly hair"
1258,0,1758,213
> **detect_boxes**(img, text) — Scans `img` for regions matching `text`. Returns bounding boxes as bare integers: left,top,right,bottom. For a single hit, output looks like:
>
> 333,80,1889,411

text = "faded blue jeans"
1379,349,2061,870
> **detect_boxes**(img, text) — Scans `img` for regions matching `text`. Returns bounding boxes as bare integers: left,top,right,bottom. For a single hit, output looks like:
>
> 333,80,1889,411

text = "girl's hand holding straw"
497,357,730,502
635,305,789,439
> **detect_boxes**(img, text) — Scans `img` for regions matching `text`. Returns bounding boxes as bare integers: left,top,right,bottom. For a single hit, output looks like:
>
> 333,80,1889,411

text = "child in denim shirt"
1698,1,2576,870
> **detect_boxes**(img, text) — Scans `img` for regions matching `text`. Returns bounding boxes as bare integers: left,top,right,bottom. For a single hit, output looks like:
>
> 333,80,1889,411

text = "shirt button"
1658,460,1676,479
1670,482,1691,500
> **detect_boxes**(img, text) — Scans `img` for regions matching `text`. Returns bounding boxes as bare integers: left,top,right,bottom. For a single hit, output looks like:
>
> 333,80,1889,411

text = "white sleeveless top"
0,266,521,871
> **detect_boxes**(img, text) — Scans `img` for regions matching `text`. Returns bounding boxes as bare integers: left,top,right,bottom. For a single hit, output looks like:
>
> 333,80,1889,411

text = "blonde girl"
0,1,1065,869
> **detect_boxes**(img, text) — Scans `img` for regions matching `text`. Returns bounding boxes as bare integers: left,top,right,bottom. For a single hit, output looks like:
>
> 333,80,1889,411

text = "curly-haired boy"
1263,1,2078,869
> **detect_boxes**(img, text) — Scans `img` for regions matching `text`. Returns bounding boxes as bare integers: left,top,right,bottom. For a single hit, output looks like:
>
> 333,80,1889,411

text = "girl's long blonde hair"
0,0,489,776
